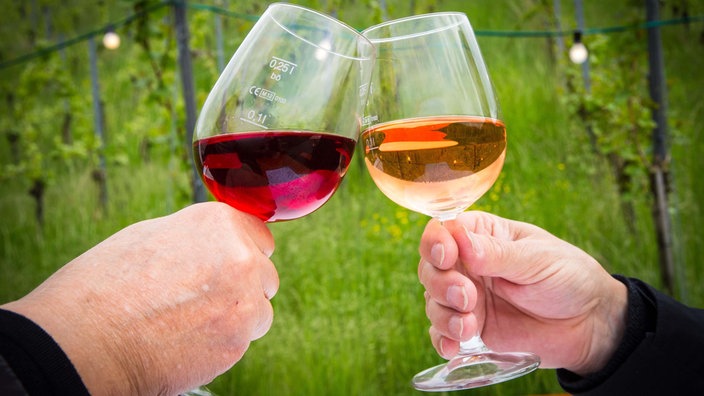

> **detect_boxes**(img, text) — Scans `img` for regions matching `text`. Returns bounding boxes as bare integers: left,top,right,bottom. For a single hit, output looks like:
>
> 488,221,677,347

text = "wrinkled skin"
3,202,279,395
417,211,627,376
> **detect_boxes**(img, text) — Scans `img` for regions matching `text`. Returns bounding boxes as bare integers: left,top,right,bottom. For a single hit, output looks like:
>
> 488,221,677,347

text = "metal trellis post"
88,36,108,211
646,0,675,295
174,0,207,203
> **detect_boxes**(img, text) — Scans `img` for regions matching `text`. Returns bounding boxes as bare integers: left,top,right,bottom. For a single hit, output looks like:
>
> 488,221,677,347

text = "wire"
185,2,259,22
1,1,702,70
0,1,170,70
474,15,704,37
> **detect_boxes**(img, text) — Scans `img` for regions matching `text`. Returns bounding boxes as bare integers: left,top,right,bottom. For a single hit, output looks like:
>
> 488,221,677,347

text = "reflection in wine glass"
361,12,540,391
193,3,375,223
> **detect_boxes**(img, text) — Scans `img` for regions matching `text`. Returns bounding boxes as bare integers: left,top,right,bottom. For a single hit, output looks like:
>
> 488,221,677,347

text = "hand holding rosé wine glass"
360,12,540,391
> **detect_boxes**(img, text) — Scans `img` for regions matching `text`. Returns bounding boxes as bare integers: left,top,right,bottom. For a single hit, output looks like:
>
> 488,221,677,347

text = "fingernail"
449,315,464,339
463,226,483,257
447,285,468,311
431,243,445,266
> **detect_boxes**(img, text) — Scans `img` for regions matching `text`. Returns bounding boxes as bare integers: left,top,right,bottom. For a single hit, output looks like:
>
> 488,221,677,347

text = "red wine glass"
193,3,375,222
361,12,540,391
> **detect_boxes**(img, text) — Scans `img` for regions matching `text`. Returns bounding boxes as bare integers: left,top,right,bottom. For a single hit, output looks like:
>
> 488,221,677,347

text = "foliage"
1,0,703,395
560,28,658,228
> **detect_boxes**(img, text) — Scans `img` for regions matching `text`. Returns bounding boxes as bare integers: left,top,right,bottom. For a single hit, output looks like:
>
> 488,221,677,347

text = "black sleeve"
557,276,704,395
0,309,89,396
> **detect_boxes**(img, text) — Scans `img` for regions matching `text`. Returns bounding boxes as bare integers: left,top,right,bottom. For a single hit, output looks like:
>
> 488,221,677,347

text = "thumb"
447,211,544,282
452,228,519,279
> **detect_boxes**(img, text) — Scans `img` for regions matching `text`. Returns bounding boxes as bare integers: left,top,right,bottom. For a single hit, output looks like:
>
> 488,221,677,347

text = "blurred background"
1,0,702,394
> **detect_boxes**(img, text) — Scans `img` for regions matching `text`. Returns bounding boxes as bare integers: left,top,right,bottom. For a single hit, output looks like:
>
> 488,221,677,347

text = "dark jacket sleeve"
557,276,704,395
0,309,89,396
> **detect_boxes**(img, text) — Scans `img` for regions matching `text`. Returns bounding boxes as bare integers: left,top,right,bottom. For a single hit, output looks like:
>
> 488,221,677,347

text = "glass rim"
361,12,468,43
266,2,375,61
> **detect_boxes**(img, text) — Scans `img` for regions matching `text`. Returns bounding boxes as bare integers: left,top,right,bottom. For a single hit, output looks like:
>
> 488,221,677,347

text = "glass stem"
437,215,488,358
458,335,490,356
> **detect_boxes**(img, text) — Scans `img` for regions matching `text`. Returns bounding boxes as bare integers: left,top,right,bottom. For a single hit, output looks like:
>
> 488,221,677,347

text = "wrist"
558,275,658,393
3,293,136,395
569,276,629,376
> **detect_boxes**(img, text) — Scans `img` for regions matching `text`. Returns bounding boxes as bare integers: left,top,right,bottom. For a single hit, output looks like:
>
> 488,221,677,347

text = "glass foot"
412,351,540,392
180,386,215,396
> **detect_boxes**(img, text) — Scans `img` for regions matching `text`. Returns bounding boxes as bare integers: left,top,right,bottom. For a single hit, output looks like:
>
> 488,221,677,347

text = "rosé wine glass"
361,12,540,391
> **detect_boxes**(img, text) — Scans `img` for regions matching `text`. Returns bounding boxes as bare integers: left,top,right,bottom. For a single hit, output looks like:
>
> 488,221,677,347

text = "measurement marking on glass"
240,117,268,129
240,110,269,129
269,56,297,80
270,56,298,70
249,85,287,104
362,114,378,127
359,83,369,97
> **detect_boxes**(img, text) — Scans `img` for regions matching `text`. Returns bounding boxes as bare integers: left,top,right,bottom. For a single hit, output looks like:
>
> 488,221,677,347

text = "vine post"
173,0,206,203
646,0,675,295
88,36,108,212
573,0,597,152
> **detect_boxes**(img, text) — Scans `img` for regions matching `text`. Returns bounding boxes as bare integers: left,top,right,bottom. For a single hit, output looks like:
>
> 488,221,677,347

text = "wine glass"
193,3,375,223
361,13,540,391
188,4,373,394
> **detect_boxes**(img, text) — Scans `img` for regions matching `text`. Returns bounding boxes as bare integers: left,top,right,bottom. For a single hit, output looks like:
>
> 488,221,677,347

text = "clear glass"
187,4,374,394
361,13,540,391
193,3,375,222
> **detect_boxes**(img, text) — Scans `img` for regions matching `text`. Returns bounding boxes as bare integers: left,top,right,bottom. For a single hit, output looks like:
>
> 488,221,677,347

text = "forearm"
2,285,136,396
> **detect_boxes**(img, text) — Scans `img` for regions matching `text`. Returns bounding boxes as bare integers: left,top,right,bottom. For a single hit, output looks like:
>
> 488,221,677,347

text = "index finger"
227,207,275,258
418,218,459,272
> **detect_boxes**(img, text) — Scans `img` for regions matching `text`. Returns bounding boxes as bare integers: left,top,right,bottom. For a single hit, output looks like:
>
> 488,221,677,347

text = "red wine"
193,131,356,222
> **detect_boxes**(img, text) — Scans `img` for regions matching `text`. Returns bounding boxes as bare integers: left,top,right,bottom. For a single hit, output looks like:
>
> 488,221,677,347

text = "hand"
418,211,627,376
2,202,279,395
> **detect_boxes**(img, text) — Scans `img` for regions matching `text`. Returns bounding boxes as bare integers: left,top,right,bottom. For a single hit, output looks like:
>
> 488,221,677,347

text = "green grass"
1,1,703,395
